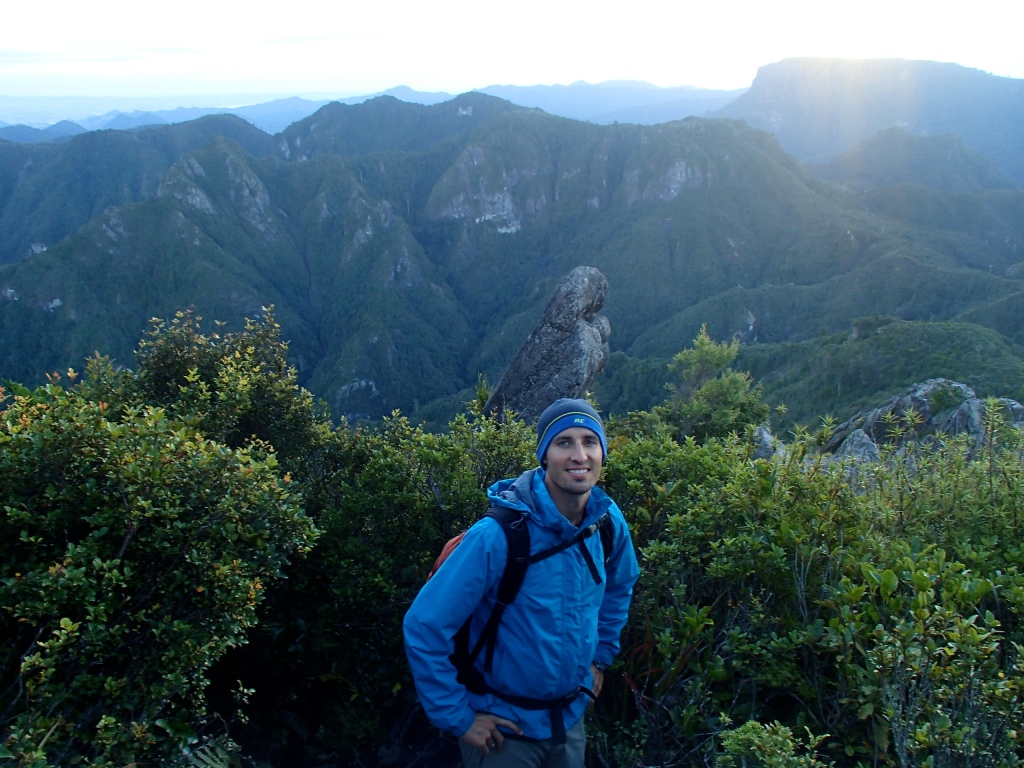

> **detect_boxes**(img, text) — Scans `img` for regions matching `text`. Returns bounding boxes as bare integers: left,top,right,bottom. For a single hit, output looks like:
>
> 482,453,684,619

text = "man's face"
543,427,603,498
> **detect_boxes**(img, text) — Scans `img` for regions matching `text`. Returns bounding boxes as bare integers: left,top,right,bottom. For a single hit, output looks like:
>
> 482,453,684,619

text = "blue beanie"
536,398,608,465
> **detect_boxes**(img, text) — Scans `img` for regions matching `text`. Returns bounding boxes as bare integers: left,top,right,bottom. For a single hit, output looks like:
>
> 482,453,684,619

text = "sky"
1,0,1022,102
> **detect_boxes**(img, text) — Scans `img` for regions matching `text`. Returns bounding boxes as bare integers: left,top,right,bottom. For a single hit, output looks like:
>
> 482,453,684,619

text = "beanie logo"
574,418,586,424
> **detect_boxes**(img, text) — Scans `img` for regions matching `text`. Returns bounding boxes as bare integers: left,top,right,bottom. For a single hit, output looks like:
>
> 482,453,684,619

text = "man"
404,398,640,767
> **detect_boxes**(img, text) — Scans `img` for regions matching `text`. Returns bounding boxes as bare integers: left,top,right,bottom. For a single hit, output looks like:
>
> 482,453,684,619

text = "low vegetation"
2,315,1023,767
598,317,1024,432
0,330,319,766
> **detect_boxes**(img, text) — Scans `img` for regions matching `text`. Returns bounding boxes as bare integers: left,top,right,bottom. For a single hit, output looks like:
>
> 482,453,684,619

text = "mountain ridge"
0,115,273,265
3,96,1022,422
0,81,748,137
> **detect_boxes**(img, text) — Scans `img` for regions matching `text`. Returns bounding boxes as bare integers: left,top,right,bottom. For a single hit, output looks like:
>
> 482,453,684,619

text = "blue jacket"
403,468,640,740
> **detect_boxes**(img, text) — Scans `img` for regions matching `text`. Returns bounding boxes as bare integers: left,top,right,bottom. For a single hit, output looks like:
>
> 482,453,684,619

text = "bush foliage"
225,404,536,764
2,317,1023,767
0,384,316,765
595,419,1024,767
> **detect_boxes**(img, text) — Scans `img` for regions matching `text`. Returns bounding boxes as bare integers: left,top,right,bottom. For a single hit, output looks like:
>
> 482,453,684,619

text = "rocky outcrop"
832,428,880,464
484,266,611,424
826,428,882,491
751,426,785,461
824,378,1024,458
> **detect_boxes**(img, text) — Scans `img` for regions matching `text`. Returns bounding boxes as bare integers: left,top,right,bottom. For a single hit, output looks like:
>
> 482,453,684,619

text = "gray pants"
458,717,585,768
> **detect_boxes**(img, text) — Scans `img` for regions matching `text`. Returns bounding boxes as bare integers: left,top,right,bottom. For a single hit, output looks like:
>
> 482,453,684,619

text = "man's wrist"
455,711,478,739
592,660,611,672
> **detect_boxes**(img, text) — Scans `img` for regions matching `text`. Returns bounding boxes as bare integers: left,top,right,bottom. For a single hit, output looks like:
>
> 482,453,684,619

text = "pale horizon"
2,0,1021,102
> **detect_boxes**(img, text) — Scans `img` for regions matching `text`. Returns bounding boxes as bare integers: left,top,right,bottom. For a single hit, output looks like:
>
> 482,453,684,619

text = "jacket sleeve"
594,509,640,666
403,518,507,737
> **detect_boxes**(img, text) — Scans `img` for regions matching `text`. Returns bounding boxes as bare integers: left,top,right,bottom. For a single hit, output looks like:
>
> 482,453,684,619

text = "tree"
667,324,740,400
132,307,324,471
610,326,769,444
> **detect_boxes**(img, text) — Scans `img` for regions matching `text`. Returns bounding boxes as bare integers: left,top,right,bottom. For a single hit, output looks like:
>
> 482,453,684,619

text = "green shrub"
718,720,831,768
607,326,770,445
131,308,323,471
226,405,536,764
0,378,317,766
6,309,1024,768
822,546,1021,768
593,406,1024,767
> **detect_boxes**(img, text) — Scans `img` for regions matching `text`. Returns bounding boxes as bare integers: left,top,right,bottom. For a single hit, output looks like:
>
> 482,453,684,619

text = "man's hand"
460,712,522,755
590,664,605,701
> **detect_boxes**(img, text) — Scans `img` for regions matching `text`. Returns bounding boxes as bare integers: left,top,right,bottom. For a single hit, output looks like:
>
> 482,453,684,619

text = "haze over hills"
476,82,745,123
715,57,1024,184
0,94,324,128
808,128,1016,194
0,81,746,136
2,81,1024,425
6,56,1023,189
0,121,86,144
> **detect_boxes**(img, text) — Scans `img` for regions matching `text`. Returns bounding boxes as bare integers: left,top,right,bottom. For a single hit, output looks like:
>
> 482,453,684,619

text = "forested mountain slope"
809,127,1016,194
0,115,273,265
2,95,1023,422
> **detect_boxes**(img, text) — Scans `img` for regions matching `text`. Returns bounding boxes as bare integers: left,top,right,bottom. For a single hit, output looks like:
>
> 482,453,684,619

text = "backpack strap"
481,685,596,744
457,507,530,674
529,512,613,584
479,506,530,672
487,506,531,605
599,514,614,566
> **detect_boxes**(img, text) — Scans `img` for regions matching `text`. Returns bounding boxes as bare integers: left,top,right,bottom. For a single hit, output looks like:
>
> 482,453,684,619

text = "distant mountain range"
476,82,745,123
0,81,745,137
716,58,1024,184
4,57,1022,188
2,69,1023,426
0,120,86,144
